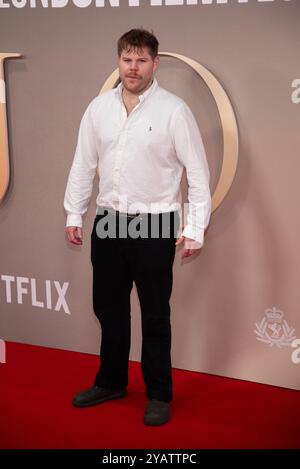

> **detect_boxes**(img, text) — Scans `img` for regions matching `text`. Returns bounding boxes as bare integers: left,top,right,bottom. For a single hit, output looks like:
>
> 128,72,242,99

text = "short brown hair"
117,28,159,59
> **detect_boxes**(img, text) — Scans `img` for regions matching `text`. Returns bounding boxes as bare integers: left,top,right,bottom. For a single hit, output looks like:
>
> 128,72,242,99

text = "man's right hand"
66,226,83,245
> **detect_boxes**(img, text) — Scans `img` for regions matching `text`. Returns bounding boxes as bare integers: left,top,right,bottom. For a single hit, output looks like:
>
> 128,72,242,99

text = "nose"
129,61,138,71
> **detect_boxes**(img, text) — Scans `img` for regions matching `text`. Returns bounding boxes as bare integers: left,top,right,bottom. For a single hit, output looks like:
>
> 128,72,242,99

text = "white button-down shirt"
64,77,211,248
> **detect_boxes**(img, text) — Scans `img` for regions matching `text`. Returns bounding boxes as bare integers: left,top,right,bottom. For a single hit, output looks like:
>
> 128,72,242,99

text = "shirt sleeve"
171,102,211,247
63,99,98,227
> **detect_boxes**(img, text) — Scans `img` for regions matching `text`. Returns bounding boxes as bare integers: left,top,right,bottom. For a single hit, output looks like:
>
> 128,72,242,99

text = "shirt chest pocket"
133,120,172,154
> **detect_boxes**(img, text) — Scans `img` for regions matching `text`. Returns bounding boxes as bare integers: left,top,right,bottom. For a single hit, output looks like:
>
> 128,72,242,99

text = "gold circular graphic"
0,53,21,202
100,52,239,212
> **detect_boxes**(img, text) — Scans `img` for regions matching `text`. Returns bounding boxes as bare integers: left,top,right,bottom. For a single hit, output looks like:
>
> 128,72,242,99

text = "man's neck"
122,78,154,102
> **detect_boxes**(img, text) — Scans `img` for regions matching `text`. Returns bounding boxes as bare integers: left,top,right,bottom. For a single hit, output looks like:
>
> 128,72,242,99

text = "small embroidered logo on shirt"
149,126,152,132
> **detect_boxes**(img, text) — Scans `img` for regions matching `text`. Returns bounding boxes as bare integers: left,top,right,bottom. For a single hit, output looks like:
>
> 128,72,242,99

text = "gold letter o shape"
99,52,239,212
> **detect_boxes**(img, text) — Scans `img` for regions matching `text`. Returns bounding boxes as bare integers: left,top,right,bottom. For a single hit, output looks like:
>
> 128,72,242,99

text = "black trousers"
90,210,180,402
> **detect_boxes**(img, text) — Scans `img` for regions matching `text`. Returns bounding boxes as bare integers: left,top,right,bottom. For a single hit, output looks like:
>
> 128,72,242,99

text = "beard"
122,75,152,95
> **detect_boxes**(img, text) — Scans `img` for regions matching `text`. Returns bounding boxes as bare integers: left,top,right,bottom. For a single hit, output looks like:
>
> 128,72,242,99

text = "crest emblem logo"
254,307,296,348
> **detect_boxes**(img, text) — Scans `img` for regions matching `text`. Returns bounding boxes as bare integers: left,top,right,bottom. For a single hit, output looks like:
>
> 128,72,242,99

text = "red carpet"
0,342,299,449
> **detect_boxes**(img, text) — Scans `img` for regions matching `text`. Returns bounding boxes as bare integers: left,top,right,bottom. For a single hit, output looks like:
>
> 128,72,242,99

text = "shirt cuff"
66,213,83,228
181,224,204,247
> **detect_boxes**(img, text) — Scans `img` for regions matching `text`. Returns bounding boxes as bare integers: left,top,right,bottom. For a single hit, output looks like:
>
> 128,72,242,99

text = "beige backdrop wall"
1,0,300,390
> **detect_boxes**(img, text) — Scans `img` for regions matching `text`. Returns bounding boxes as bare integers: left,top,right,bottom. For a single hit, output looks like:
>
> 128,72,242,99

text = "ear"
153,55,160,72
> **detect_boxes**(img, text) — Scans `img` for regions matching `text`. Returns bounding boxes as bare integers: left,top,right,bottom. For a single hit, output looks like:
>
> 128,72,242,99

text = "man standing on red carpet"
64,28,211,426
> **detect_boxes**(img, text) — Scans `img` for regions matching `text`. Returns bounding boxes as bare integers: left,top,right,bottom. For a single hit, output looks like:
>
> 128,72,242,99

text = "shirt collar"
116,76,158,103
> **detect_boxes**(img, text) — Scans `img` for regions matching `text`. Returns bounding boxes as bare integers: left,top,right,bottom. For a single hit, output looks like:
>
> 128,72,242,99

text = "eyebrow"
122,55,149,60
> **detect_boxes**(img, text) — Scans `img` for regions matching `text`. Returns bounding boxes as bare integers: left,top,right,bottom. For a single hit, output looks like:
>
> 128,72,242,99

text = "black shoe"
72,385,127,408
144,399,170,426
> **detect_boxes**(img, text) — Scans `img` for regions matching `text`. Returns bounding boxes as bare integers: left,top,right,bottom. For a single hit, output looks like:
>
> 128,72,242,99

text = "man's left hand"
175,236,201,259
